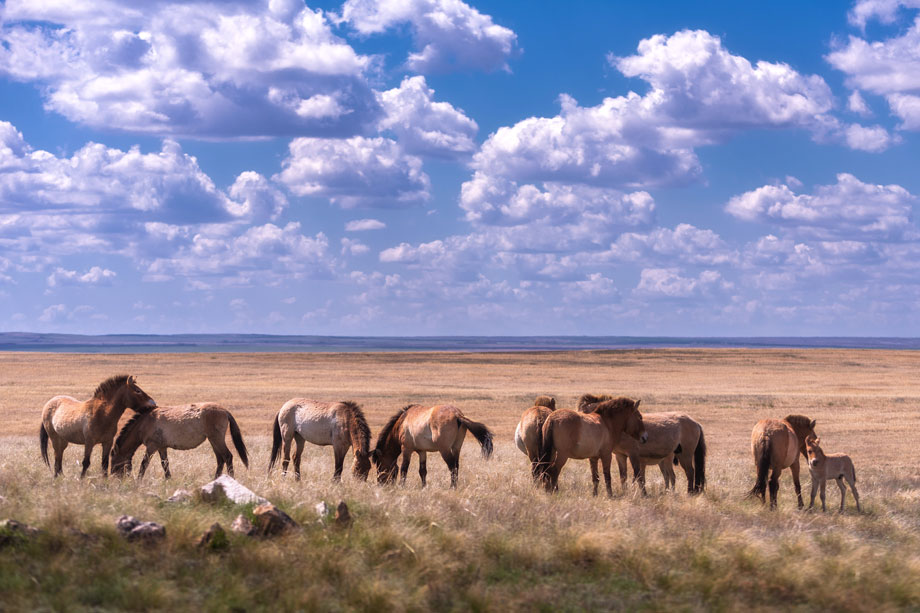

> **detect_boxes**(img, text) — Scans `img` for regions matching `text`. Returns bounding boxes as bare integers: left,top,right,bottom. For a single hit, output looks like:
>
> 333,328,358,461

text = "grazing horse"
748,414,817,509
613,412,707,494
538,397,647,497
39,375,157,478
269,399,371,481
372,404,493,488
513,395,557,481
110,403,249,479
805,435,861,513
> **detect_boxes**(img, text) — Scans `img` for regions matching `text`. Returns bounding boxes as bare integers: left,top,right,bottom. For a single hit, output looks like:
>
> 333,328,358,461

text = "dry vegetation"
1,349,920,611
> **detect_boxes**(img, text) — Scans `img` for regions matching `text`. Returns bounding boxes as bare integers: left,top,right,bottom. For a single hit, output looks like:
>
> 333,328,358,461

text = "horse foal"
805,435,861,513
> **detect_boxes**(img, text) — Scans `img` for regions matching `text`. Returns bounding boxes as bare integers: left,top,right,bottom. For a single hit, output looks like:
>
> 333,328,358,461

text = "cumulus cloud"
276,136,430,208
726,173,916,240
636,268,729,298
47,266,116,288
602,224,738,266
848,0,920,27
340,0,519,73
377,76,478,157
345,218,386,231
227,172,288,223
0,0,378,138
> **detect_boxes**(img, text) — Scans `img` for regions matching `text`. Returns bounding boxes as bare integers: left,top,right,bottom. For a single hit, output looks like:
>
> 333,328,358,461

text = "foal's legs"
808,474,819,510
590,458,600,496
836,477,847,512
292,433,305,481
819,478,827,511
418,451,428,487
790,460,804,509
846,474,861,512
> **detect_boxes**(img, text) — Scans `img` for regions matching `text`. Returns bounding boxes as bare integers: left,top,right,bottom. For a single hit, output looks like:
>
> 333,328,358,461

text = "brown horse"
514,395,556,481
805,435,861,513
269,399,371,481
39,375,157,478
613,412,707,494
748,414,817,509
538,397,647,497
372,404,493,488
110,403,249,479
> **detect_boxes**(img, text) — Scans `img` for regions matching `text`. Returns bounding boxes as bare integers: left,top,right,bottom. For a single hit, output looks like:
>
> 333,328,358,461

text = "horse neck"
114,423,146,460
599,409,628,438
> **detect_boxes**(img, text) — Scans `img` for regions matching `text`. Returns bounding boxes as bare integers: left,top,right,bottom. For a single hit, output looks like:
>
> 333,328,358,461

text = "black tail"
537,420,556,482
529,419,546,481
694,430,706,492
227,413,249,469
458,416,494,459
748,436,771,500
39,423,50,467
268,415,282,472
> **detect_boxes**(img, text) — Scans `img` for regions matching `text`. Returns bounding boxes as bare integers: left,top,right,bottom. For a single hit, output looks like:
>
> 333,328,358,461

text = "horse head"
625,399,648,444
804,434,824,469
353,450,372,481
125,376,157,413
371,447,398,484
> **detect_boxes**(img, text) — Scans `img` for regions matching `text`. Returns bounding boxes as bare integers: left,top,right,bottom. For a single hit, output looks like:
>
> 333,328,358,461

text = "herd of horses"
36,375,862,512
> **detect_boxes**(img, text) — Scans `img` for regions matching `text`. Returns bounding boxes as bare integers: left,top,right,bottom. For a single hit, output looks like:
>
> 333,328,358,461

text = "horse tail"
537,419,556,480
227,412,249,469
268,414,282,472
694,429,707,492
39,423,50,467
458,416,494,459
748,435,771,499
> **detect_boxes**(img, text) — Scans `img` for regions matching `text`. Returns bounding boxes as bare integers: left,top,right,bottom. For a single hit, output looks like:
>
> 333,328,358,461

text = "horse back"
279,398,339,445
751,418,798,468
518,406,552,457
615,411,686,458
545,409,608,459
405,404,460,451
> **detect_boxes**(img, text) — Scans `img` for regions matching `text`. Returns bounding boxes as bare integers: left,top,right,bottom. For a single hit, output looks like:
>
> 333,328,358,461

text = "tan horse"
372,404,493,488
538,397,647,497
109,403,249,479
513,395,556,481
805,435,861,513
268,399,371,481
748,414,817,509
39,374,157,478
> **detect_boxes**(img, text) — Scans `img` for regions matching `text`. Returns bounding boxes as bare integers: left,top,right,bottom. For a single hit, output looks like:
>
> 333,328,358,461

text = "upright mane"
784,414,814,430
113,410,149,450
340,400,371,453
94,374,132,399
373,405,415,460
591,397,639,417
577,393,614,413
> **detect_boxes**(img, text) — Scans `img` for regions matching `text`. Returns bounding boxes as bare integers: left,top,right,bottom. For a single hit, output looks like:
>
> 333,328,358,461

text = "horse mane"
533,395,556,410
577,393,614,413
94,374,132,399
339,400,371,454
114,410,148,450
373,405,415,462
591,397,638,417
784,414,814,430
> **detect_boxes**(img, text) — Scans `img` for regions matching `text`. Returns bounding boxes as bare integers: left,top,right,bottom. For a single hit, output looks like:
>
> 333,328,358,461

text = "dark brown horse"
372,404,493,488
110,403,249,479
514,395,556,481
538,397,647,497
39,375,157,478
748,414,817,509
268,399,372,481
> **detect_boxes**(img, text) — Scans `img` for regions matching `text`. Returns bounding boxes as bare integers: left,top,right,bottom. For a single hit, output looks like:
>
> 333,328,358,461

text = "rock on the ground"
314,501,330,519
0,519,41,547
115,515,166,542
252,503,298,536
334,501,352,527
167,489,191,503
198,523,228,549
230,514,256,536
198,476,267,506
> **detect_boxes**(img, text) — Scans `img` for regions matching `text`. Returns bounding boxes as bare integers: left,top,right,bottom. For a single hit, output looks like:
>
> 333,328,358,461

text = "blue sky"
1,0,920,336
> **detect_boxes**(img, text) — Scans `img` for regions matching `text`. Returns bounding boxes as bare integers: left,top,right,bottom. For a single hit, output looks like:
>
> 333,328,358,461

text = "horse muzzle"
640,432,648,444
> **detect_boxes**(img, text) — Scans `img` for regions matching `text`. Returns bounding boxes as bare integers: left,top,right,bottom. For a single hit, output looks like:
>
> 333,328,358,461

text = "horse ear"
809,419,816,429
634,399,641,410
128,375,136,385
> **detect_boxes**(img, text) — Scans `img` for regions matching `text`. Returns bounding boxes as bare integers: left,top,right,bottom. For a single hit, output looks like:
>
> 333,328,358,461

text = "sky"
1,0,920,336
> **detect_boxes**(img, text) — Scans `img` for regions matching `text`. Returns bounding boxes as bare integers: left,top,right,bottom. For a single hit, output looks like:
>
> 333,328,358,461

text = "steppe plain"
1,349,919,611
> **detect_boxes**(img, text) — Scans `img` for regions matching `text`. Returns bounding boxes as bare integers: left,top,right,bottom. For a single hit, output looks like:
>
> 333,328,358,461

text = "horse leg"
52,438,67,478
808,474,818,510
292,433,305,481
418,452,428,488
332,444,347,483
101,439,113,478
819,478,827,512
836,477,847,513
848,475,861,512
590,458,600,496
280,431,293,477
80,443,94,479
629,453,647,496
209,434,233,478
615,454,628,491
790,460,804,509
399,448,412,485
138,447,155,479
768,468,780,510
545,455,567,493
678,452,695,494
159,449,171,479
601,454,613,498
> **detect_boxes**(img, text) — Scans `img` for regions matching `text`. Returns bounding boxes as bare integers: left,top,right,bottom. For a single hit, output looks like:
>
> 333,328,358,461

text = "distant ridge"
1,333,918,353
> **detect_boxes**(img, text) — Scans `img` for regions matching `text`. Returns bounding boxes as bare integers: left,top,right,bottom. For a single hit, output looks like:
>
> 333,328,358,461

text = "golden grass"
1,349,920,611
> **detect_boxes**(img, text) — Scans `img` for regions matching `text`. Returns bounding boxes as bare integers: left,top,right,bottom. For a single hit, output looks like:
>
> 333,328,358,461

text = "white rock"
166,489,191,503
198,475,267,506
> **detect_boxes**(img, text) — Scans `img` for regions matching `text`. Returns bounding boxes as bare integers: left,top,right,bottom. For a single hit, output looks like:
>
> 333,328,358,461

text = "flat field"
1,350,919,611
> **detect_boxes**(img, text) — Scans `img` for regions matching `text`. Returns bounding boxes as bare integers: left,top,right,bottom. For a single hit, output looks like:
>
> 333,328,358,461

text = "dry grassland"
1,350,920,611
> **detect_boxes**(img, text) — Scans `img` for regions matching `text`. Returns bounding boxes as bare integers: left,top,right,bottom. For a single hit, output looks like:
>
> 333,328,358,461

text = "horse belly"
297,419,334,446
152,424,206,450
51,412,87,445
410,423,438,452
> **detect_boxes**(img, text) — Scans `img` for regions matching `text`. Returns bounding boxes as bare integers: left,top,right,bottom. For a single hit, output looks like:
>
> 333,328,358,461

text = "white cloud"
636,268,729,298
603,224,737,266
848,90,872,116
0,0,378,138
276,136,430,208
341,237,370,255
47,266,116,287
726,173,916,240
227,172,288,223
345,218,386,231
844,122,899,151
848,0,920,27
340,0,519,73
378,76,478,157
